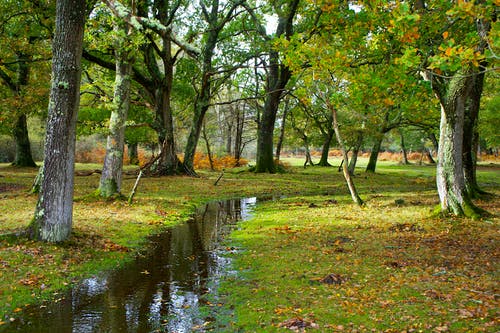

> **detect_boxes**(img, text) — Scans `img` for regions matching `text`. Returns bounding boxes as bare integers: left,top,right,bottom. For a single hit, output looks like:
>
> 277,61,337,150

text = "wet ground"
4,197,257,333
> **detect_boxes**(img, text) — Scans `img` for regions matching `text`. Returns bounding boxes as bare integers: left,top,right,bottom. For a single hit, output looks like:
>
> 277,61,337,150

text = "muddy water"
5,197,257,333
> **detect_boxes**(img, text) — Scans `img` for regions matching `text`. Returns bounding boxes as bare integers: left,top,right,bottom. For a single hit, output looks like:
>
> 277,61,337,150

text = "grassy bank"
214,162,499,332
0,159,498,331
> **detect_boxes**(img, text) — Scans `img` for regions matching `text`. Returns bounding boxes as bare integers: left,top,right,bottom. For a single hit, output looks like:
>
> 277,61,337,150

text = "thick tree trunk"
366,135,383,172
332,107,363,205
317,129,334,167
153,84,180,175
98,37,131,197
435,72,481,217
254,0,298,173
12,114,37,167
463,68,485,197
255,90,281,173
31,0,86,242
184,99,210,173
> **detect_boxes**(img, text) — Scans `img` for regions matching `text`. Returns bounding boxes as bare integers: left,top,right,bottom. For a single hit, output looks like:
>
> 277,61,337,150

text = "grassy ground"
0,158,498,331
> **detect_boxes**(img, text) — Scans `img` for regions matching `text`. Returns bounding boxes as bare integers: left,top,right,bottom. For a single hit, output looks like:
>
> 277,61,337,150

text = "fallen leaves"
278,317,319,331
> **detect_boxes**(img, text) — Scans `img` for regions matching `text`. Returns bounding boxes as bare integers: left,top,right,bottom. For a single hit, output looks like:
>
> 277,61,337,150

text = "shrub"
192,152,248,170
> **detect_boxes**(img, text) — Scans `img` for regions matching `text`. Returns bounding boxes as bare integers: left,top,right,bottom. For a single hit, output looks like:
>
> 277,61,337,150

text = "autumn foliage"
191,152,248,170
75,146,247,170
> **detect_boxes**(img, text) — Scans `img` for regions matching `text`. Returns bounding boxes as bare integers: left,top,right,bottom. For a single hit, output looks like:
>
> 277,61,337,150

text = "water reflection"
4,198,256,333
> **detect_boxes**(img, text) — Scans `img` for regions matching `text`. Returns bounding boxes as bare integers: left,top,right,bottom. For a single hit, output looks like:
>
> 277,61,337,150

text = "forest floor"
0,158,498,331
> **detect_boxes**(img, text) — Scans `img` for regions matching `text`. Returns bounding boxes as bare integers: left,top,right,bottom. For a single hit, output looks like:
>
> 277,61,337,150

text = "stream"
4,197,257,333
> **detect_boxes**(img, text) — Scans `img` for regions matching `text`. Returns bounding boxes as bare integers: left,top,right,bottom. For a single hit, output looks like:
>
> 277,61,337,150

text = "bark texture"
254,0,299,173
31,0,86,242
435,70,481,217
99,37,131,197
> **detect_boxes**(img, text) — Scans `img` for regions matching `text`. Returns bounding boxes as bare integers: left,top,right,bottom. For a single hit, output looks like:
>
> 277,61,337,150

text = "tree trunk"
275,100,289,161
428,132,439,154
435,71,481,217
255,89,281,173
183,0,238,174
202,121,215,171
400,131,409,165
233,106,244,166
128,143,139,165
366,135,383,173
98,23,132,197
302,134,314,168
254,0,299,173
184,99,210,174
12,114,37,167
317,129,334,167
30,0,86,242
463,68,486,197
225,109,233,156
332,107,363,205
425,148,436,164
348,131,363,175
152,84,180,175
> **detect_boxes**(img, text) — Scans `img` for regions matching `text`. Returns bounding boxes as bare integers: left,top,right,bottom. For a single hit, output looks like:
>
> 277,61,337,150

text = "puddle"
3,197,257,332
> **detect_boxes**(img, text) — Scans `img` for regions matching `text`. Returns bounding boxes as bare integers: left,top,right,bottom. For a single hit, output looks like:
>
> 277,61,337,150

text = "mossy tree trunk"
434,69,482,217
98,20,132,197
463,64,486,197
31,0,86,242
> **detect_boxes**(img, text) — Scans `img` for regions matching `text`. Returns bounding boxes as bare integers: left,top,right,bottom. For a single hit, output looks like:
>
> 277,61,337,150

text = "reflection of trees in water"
6,198,255,333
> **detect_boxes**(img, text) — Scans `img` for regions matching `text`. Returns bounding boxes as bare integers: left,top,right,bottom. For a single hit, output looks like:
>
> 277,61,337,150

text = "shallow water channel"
6,197,257,333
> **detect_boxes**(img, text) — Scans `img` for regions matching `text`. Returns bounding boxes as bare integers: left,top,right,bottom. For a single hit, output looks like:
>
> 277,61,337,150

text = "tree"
182,0,245,174
0,0,53,167
245,0,301,173
98,6,134,197
392,0,497,216
85,0,200,175
30,0,87,242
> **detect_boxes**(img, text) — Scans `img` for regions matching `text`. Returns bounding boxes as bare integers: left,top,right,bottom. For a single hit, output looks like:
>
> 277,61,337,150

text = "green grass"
0,160,499,331
217,192,499,332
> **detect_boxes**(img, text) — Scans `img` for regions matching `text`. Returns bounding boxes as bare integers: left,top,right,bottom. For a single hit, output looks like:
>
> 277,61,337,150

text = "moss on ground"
0,160,498,331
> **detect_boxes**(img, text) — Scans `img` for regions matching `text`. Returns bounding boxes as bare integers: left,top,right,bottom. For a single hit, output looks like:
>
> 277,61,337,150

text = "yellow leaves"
383,98,395,107
401,26,420,43
442,31,449,39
